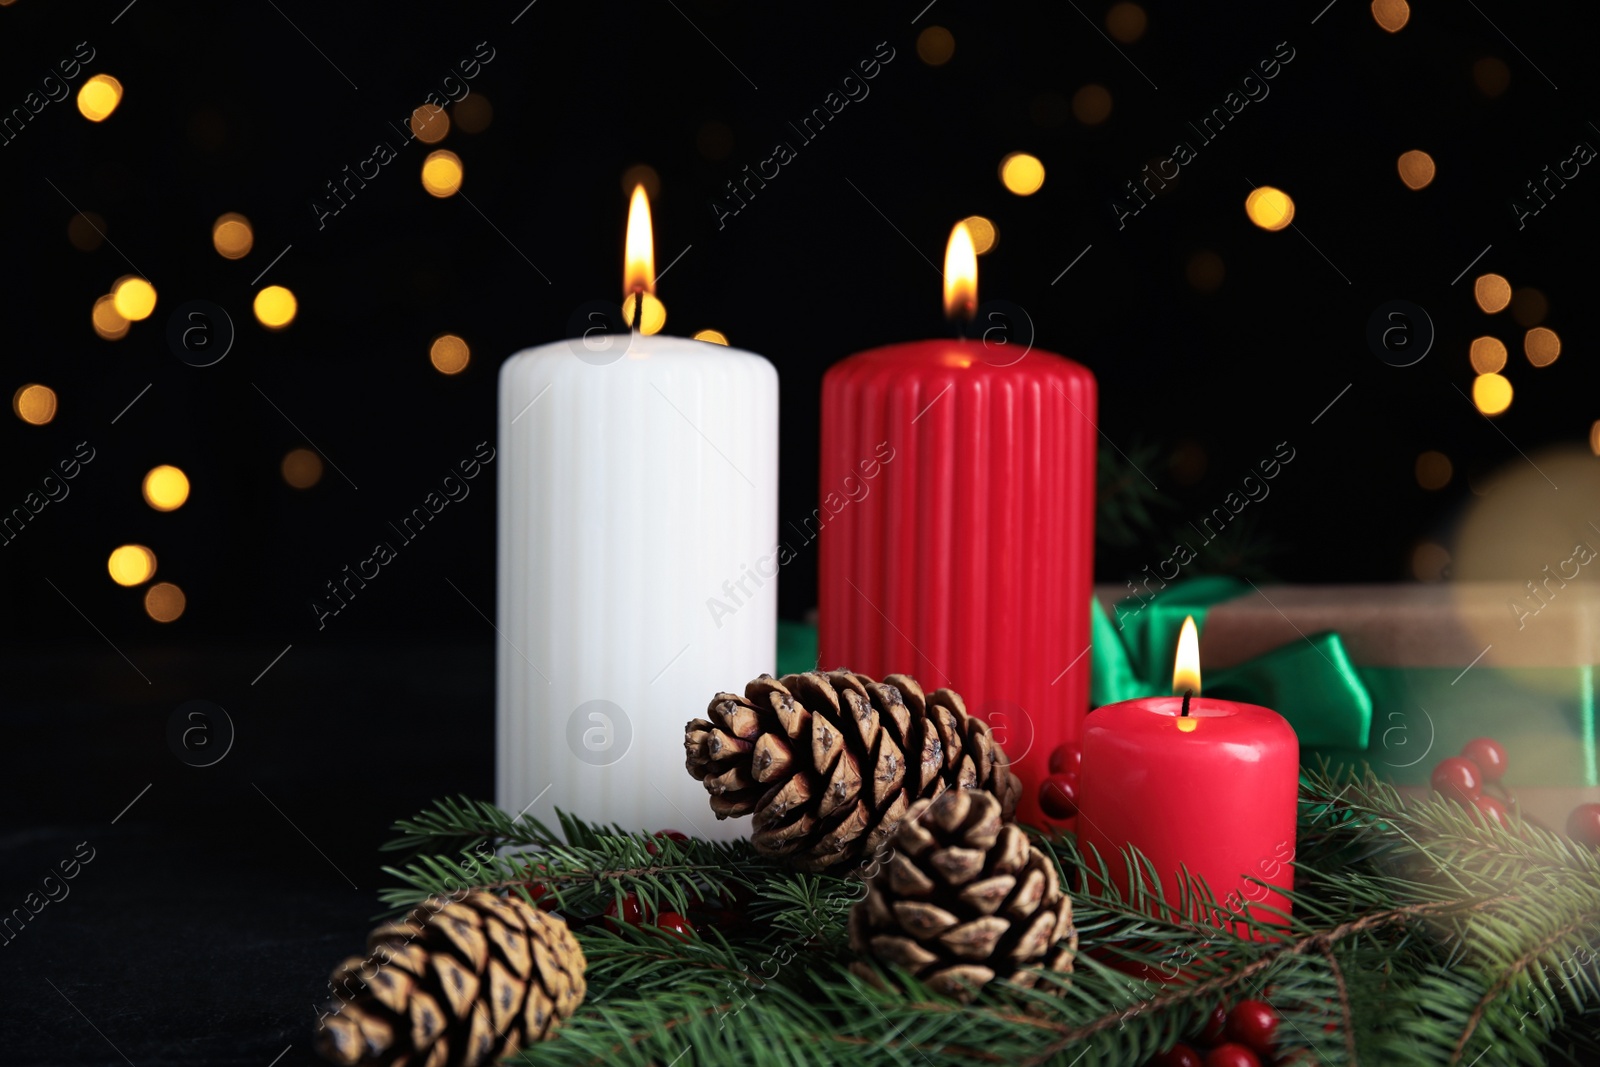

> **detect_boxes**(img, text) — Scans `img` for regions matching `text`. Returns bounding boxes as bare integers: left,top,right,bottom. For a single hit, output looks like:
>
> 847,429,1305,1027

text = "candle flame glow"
1172,614,1202,696
943,221,978,322
623,183,656,298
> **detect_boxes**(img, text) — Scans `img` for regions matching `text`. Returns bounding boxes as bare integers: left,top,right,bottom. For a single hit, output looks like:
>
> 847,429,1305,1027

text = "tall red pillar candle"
817,222,1097,828
1077,620,1298,935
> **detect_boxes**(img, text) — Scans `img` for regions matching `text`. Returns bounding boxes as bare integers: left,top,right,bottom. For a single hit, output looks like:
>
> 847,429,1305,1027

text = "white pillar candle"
496,191,777,838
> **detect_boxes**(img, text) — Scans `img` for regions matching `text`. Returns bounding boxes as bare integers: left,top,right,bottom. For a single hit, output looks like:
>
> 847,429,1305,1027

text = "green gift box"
1092,578,1599,814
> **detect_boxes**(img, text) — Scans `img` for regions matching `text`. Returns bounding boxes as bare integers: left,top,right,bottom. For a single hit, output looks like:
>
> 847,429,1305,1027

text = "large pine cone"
315,890,586,1066
684,670,1021,871
849,788,1076,1002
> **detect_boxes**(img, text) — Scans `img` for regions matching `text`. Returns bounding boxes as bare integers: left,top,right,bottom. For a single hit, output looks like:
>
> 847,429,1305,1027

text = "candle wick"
1181,689,1193,717
629,288,644,333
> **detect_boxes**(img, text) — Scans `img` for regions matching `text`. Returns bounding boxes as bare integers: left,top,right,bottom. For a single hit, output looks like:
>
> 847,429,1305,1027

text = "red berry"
1224,999,1279,1055
1198,1002,1229,1045
655,911,696,941
1048,743,1082,776
1567,803,1600,847
1460,737,1509,783
603,892,643,932
1039,774,1080,819
1204,1044,1261,1067
1472,794,1511,829
1149,1044,1203,1067
1430,756,1482,804
645,829,689,856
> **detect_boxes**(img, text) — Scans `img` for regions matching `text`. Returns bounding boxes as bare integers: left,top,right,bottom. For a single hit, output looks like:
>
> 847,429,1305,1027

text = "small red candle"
818,222,1097,828
1078,618,1298,936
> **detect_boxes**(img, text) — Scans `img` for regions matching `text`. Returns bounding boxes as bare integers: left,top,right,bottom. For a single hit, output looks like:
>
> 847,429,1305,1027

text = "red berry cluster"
1039,741,1082,820
520,829,721,939
1429,737,1512,828
1148,1000,1280,1067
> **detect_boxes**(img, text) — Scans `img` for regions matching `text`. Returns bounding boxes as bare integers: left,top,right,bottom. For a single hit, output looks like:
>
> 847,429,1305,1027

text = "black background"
1,0,1597,1062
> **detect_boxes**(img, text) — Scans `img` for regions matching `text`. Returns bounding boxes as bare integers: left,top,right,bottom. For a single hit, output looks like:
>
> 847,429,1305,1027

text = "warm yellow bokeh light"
1472,372,1513,416
68,212,106,252
1474,273,1511,313
1106,2,1148,43
254,285,298,330
1525,327,1561,367
916,26,955,66
961,215,998,255
112,276,157,321
1397,150,1435,190
1590,421,1600,457
1245,186,1295,231
453,94,493,134
1371,0,1409,32
13,384,57,425
143,465,190,511
1473,57,1510,98
693,329,729,345
77,74,123,122
421,150,464,197
1415,450,1453,490
212,213,254,259
93,295,130,341
411,104,450,144
282,448,324,489
430,333,471,375
1469,336,1507,374
1072,84,1113,125
999,152,1046,196
107,544,157,587
621,292,667,335
144,582,186,622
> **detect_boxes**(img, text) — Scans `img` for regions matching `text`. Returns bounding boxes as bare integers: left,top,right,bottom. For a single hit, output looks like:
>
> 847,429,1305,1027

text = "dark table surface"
2,640,495,1067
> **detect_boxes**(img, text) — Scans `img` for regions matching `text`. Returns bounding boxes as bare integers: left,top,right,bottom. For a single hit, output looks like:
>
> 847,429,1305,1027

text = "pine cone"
848,788,1076,1002
684,670,1021,871
315,890,586,1066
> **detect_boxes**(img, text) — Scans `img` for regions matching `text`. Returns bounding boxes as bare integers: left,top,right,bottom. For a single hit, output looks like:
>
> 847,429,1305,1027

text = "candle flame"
1172,615,1202,696
943,221,978,322
623,184,655,298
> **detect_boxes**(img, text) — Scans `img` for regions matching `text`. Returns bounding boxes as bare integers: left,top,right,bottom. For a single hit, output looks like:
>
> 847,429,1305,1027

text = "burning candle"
1078,617,1299,933
817,221,1098,828
496,186,778,836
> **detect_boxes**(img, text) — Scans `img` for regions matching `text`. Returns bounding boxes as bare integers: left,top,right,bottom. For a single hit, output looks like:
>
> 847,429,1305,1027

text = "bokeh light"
254,285,298,330
916,26,955,66
999,152,1046,196
1411,542,1450,582
212,213,254,259
13,384,57,425
1591,421,1600,457
1525,327,1561,367
452,94,493,134
93,295,131,341
1371,0,1409,32
112,276,157,321
1105,3,1148,43
1473,57,1510,98
77,74,123,122
1244,186,1295,231
421,150,464,197
1415,450,1453,490
68,212,106,252
411,103,450,144
961,215,998,255
143,465,190,511
144,582,186,623
282,448,324,489
1072,84,1113,125
430,333,471,375
1511,287,1548,326
621,292,667,335
1397,150,1435,190
621,164,661,202
107,545,156,587
1469,336,1506,374
1186,250,1225,293
693,329,729,345
1474,273,1511,313
1472,372,1513,416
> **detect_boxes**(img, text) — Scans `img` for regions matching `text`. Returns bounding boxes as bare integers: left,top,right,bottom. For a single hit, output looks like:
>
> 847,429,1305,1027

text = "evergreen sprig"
369,769,1600,1066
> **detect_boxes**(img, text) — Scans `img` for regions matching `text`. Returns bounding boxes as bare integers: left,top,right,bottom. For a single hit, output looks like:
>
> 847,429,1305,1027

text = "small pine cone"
684,670,1021,872
315,890,586,1066
848,788,1076,1002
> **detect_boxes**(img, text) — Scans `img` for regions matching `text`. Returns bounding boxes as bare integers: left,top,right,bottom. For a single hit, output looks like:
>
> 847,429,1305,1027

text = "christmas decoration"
314,890,586,1066
684,670,1021,871
847,788,1076,1002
